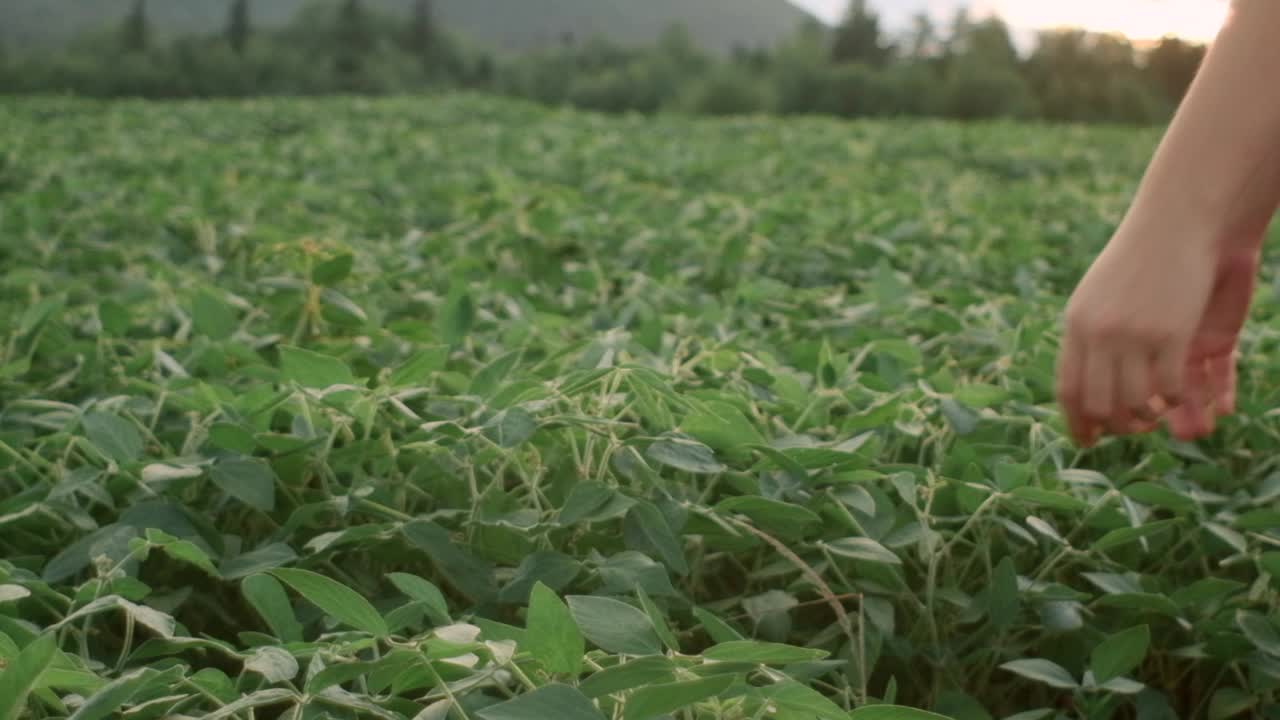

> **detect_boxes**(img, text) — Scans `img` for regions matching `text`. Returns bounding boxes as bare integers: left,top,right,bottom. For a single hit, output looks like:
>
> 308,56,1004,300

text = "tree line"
0,0,1207,125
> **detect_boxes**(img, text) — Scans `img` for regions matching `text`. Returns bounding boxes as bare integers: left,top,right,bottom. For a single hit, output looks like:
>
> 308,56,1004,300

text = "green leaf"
305,661,376,694
148,530,219,576
988,556,1020,629
469,350,522,398
1121,482,1196,513
243,646,298,683
193,289,237,340
476,684,605,720
645,436,726,475
67,667,178,720
623,502,688,576
566,595,662,655
0,632,57,720
580,657,675,699
498,551,581,605
312,253,354,286
714,496,821,540
387,573,451,625
636,586,679,653
1010,486,1088,512
483,407,537,448
219,543,297,580
1237,611,1280,657
703,640,828,664
622,674,735,720
389,346,448,387
1208,688,1255,720
1092,520,1178,553
681,400,765,453
526,582,584,676
824,537,902,565
849,706,956,719
82,412,143,465
278,345,355,388
401,520,497,602
756,681,849,719
1090,625,1150,684
999,658,1079,689
98,299,130,336
438,284,474,347
693,607,744,643
209,456,276,511
269,568,388,637
953,383,1008,408
1094,593,1181,617
241,574,304,643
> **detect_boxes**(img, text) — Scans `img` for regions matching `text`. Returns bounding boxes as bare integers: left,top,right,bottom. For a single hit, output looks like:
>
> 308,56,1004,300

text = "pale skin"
1058,0,1280,447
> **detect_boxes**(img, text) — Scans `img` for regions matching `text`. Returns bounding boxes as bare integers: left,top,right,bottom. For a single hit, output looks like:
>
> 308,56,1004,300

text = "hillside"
0,0,818,53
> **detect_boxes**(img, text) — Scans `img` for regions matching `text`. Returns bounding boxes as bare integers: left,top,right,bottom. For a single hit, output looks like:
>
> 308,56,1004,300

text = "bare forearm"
1126,0,1280,247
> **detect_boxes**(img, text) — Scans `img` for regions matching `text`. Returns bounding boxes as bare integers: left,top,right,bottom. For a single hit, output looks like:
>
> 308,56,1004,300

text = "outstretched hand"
1056,224,1260,448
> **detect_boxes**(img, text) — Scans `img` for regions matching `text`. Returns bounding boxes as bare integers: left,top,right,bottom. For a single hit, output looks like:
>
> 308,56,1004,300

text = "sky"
790,0,1229,43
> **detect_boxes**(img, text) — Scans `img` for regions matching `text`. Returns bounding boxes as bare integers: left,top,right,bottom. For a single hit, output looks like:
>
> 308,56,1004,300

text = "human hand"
1056,219,1260,448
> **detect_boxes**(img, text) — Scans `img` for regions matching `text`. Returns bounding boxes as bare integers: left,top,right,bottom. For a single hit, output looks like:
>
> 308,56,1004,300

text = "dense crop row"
3,95,1280,719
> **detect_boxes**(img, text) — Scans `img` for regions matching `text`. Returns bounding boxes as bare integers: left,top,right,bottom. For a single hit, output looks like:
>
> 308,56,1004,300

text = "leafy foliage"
3,94,1280,719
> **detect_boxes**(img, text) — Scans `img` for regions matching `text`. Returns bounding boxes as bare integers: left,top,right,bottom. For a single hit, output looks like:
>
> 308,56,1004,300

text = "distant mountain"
0,0,819,53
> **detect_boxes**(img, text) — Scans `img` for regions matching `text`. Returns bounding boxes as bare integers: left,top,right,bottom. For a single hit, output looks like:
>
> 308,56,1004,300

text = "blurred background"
0,0,1219,124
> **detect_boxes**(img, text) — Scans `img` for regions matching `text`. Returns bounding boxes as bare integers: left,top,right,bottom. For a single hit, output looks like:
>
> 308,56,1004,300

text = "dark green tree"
1146,36,1206,105
406,0,434,55
335,0,373,77
121,0,149,53
831,0,891,67
227,0,250,56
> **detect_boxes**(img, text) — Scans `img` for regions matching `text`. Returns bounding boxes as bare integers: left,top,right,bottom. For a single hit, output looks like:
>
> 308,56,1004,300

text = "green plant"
2,94,1280,720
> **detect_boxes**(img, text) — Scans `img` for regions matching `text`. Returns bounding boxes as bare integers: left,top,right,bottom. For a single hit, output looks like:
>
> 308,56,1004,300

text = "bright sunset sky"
791,0,1230,43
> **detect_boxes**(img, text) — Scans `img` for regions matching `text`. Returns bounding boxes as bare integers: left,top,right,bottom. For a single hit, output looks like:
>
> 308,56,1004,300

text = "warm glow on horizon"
971,0,1229,42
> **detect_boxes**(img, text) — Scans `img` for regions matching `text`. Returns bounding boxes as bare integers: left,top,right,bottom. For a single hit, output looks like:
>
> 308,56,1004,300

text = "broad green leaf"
278,345,356,388
999,658,1078,689
579,657,675,699
209,456,277,511
244,646,298,683
714,496,821,540
622,674,735,720
67,666,183,720
693,607,745,643
703,640,828,664
1092,520,1178,553
636,586,679,653
312,253,354,286
566,595,662,656
526,582,583,676
402,520,497,602
988,556,1020,628
1208,687,1255,720
82,412,143,465
645,436,726,475
0,632,57,720
305,661,376,694
1237,611,1280,657
220,543,297,580
623,502,688,575
849,706,955,719
1090,625,1150,684
387,573,451,624
389,346,448,387
193,289,237,339
1010,487,1087,512
1094,593,1181,617
953,383,1008,408
269,568,388,637
756,681,848,719
438,284,474,347
681,400,765,453
469,350,522,398
476,684,604,720
824,537,902,565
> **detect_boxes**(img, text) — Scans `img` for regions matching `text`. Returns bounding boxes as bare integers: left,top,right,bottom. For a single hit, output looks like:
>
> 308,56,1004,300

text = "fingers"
1151,343,1186,410
1207,353,1237,416
1167,360,1215,441
1056,340,1098,447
